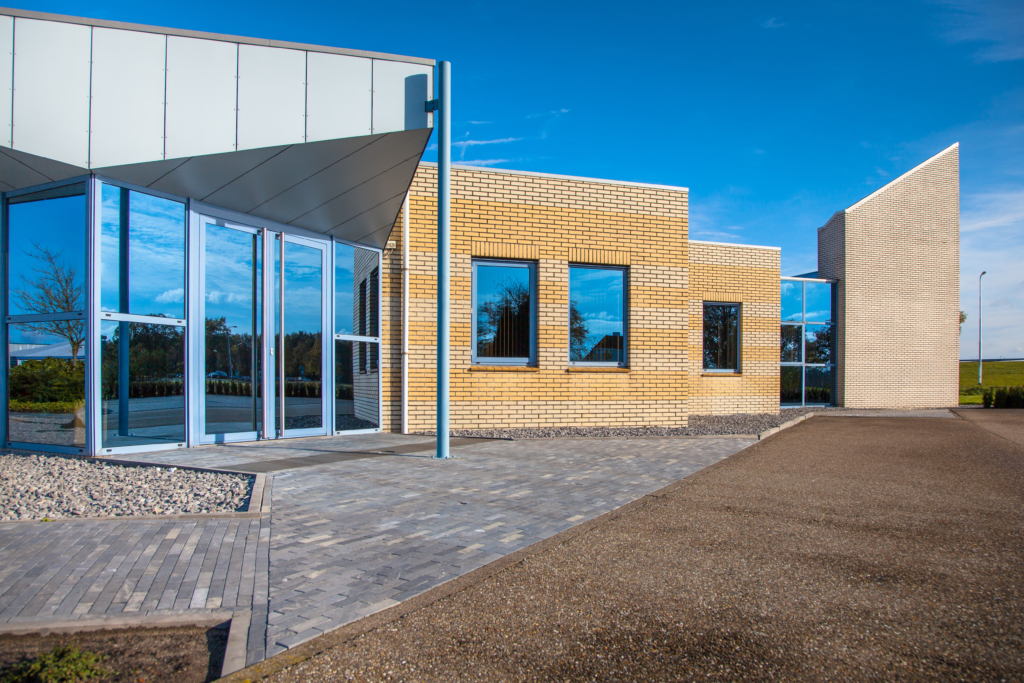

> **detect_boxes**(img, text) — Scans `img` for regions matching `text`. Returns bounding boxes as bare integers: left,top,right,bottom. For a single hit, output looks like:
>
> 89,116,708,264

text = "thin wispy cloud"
456,159,516,167
466,120,492,125
961,189,1024,232
762,17,785,29
451,137,522,149
527,108,570,119
937,0,1024,62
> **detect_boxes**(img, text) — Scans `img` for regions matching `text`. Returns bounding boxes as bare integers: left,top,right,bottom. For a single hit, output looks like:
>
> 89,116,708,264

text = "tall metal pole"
978,271,986,385
401,192,410,435
435,61,451,459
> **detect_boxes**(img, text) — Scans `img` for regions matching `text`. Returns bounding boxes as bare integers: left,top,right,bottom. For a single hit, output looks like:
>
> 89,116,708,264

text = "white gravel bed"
417,408,854,440
0,453,253,521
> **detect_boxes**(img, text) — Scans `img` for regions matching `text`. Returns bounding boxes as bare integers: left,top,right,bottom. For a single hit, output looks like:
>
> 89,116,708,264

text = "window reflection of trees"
477,278,531,358
703,304,739,370
12,242,85,362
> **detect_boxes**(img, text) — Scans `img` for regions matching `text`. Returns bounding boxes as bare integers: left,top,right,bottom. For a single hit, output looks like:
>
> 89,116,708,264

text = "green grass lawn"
959,361,1024,404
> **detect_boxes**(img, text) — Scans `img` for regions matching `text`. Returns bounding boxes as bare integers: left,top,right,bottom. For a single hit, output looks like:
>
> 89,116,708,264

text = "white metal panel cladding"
306,52,371,142
166,36,237,159
11,18,92,167
0,16,12,147
89,28,166,168
237,44,305,150
372,59,432,134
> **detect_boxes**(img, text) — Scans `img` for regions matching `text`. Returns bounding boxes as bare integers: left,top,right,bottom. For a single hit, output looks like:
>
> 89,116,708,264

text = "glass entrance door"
273,234,329,437
200,220,263,443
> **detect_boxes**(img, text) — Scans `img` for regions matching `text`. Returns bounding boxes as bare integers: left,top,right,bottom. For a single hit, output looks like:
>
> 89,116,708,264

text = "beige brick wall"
688,242,781,415
817,144,960,409
817,211,846,404
382,165,691,432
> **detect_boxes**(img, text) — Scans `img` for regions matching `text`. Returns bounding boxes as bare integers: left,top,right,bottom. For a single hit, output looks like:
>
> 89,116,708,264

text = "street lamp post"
978,271,986,386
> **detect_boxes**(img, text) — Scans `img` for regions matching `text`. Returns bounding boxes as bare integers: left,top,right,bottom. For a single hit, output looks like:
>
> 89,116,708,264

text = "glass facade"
1,177,384,455
780,278,836,406
568,265,626,365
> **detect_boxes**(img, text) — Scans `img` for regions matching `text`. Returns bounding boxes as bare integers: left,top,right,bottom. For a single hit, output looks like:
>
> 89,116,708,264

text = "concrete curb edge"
757,412,815,440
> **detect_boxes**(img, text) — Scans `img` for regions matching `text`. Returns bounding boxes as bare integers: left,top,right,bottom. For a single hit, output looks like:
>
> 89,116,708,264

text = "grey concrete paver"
1,432,751,667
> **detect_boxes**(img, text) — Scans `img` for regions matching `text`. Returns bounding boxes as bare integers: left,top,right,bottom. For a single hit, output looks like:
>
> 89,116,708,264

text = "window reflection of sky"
335,243,355,334
8,193,87,316
284,241,322,335
804,282,832,322
780,280,802,321
205,225,258,333
476,265,529,308
100,184,186,318
569,267,624,351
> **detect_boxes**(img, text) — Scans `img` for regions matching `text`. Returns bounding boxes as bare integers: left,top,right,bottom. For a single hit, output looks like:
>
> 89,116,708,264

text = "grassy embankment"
959,361,1024,404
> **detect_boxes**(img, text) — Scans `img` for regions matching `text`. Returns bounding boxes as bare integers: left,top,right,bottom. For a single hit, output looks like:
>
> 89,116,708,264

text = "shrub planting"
982,386,1024,409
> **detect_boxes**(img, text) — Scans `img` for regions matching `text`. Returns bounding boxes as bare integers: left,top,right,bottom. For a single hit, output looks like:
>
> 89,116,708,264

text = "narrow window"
703,303,740,372
569,265,626,366
472,260,536,365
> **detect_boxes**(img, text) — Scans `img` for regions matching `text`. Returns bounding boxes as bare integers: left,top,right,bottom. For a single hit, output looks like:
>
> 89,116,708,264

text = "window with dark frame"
703,302,740,372
472,259,536,365
568,265,626,366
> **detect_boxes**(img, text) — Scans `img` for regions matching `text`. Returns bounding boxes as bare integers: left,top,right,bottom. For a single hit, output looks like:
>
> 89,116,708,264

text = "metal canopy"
0,128,430,248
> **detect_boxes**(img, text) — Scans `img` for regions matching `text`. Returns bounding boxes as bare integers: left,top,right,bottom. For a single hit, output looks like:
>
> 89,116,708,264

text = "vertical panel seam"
162,35,168,160
9,17,15,148
234,43,239,151
87,26,93,168
370,59,374,135
303,51,308,143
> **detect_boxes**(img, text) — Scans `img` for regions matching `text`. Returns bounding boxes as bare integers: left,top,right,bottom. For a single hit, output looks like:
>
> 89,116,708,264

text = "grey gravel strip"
0,453,254,521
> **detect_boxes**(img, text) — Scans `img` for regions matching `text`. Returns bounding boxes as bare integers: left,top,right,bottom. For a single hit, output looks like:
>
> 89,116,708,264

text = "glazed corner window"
569,265,626,365
703,302,740,372
472,259,536,364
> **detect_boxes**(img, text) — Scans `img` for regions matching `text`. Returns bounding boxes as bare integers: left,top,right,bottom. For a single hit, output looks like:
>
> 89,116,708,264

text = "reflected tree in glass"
703,304,739,371
805,324,834,364
781,324,802,363
476,267,531,359
780,366,802,405
10,244,85,363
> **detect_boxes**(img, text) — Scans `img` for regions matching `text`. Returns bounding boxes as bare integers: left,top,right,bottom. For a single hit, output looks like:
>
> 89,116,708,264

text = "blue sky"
14,0,1024,358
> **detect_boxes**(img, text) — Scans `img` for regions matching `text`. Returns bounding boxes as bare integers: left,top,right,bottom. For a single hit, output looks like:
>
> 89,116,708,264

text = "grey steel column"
278,235,285,436
118,189,130,436
435,61,451,459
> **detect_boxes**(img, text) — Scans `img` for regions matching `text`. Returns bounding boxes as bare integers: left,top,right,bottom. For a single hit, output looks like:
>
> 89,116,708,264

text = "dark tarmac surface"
258,414,1024,682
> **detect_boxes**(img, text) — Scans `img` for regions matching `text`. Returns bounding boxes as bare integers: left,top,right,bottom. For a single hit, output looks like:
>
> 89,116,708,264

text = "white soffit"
12,18,91,167
0,16,12,147
90,28,166,168
237,44,305,150
372,59,432,134
306,52,371,142
166,36,237,159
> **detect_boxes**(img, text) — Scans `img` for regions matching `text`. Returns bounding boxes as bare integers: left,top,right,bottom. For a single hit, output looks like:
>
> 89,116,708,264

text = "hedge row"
9,399,84,414
982,386,1024,409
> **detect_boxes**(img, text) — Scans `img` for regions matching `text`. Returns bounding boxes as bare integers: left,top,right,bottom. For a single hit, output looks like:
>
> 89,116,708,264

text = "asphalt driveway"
248,413,1024,682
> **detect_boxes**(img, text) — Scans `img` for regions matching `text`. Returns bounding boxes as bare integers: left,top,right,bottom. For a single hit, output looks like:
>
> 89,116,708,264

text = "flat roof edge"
689,239,781,251
418,161,688,192
0,6,436,66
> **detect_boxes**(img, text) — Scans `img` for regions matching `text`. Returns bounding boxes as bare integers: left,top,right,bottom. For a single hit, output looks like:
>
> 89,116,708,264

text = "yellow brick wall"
382,165,691,432
687,241,781,415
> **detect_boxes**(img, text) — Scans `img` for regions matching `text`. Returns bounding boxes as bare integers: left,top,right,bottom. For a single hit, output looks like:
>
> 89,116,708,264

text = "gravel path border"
416,407,853,439
0,453,254,521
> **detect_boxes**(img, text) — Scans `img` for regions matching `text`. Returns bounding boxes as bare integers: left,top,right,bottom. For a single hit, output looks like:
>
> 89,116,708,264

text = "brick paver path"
1,434,753,665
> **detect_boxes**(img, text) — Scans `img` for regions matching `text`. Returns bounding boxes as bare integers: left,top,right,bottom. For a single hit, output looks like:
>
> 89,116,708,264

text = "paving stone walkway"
1,433,753,666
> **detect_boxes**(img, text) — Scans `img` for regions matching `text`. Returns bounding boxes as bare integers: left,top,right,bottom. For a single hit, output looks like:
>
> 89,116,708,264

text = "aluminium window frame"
2,176,92,455
471,258,537,366
566,263,628,368
91,178,189,456
779,277,837,408
331,236,383,436
702,301,742,374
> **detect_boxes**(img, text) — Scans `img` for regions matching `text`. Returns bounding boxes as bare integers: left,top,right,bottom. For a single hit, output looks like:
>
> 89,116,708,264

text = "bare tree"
11,242,85,365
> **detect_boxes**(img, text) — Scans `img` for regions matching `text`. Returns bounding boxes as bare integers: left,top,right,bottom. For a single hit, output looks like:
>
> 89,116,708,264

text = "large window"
472,260,536,365
703,303,740,372
333,241,380,433
569,265,626,366
6,183,87,451
780,278,835,406
97,183,187,451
